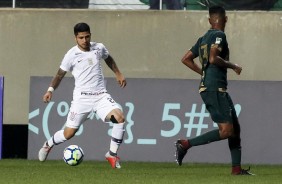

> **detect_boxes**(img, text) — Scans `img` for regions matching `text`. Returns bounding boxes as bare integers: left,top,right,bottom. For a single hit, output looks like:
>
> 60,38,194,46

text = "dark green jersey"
190,29,229,91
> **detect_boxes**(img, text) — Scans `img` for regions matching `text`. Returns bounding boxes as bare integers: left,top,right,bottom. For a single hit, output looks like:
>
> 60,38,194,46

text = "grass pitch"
0,159,281,184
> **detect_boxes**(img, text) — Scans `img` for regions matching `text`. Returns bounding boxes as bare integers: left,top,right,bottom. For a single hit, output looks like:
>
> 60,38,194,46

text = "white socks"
46,123,125,156
47,130,67,147
110,123,125,155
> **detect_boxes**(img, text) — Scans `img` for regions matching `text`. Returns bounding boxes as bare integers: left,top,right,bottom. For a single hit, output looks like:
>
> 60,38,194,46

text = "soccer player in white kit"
38,22,126,169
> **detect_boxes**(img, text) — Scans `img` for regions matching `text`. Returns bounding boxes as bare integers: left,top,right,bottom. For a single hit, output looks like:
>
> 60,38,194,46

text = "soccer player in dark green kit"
174,5,254,175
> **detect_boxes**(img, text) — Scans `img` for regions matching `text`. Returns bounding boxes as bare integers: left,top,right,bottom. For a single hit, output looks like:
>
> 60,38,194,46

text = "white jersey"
60,42,109,93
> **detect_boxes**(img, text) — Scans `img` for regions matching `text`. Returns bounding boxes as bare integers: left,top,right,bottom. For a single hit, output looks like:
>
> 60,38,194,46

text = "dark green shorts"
200,91,238,124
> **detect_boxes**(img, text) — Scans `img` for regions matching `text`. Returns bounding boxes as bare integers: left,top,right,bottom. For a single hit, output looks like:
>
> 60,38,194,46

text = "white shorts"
65,92,121,129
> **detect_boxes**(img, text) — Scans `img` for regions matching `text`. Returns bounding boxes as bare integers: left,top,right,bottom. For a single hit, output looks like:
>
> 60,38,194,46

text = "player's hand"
233,64,242,75
116,74,127,88
43,92,52,103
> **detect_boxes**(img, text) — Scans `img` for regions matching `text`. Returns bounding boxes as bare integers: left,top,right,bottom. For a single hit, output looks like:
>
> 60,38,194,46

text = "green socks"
228,137,242,166
188,129,242,167
189,129,221,146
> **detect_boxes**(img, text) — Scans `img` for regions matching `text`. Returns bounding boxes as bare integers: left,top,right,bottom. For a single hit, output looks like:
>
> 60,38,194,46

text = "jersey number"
107,97,115,103
199,44,208,67
199,44,208,87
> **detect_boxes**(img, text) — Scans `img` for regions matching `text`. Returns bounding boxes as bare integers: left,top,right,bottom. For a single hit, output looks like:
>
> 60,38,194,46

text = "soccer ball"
63,145,84,166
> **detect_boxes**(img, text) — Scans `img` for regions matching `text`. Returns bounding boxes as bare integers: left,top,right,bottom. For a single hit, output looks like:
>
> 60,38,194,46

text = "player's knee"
115,115,125,123
219,129,233,139
64,128,77,140
64,133,74,140
110,114,125,124
218,123,234,139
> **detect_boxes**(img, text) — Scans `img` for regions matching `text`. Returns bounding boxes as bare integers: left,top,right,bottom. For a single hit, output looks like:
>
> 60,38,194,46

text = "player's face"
75,32,91,51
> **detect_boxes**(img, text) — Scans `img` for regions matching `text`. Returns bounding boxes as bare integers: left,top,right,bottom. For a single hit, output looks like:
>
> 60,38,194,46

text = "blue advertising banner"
28,77,282,164
0,76,4,159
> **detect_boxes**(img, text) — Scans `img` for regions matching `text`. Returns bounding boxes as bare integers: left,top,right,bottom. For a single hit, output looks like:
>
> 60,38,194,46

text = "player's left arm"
209,33,242,75
209,47,242,75
105,55,127,88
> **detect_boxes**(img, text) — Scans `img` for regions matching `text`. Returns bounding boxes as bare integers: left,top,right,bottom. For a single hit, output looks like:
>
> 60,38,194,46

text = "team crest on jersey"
215,37,222,44
94,48,102,59
69,112,77,121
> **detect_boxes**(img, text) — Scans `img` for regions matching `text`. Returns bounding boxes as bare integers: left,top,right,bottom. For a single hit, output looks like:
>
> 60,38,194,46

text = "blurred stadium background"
0,0,282,10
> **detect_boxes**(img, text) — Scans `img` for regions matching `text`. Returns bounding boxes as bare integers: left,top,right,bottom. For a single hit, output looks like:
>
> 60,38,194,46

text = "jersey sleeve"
189,38,201,57
99,43,109,60
59,53,72,72
211,31,227,52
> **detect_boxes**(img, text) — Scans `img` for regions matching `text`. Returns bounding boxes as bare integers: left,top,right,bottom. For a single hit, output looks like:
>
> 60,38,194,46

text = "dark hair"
73,22,90,35
209,6,225,16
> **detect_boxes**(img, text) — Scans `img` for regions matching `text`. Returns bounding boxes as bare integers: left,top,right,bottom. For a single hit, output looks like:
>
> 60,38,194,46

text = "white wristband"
47,87,54,92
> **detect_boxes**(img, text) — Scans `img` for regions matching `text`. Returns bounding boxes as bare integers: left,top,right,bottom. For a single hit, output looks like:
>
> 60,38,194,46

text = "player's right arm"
181,38,203,75
43,68,67,103
181,50,202,75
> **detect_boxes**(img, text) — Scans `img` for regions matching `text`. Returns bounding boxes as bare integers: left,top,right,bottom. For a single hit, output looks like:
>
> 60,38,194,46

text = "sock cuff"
111,137,123,144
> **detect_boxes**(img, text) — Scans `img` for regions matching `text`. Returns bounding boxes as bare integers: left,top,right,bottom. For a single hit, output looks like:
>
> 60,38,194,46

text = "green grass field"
0,159,281,184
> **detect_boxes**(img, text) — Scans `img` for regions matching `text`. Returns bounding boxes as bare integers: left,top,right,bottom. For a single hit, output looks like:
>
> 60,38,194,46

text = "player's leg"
106,108,125,156
38,103,90,162
38,127,78,162
190,92,234,142
105,108,125,168
226,94,254,175
228,106,242,174
46,127,79,148
95,94,125,169
175,124,230,166
175,91,233,165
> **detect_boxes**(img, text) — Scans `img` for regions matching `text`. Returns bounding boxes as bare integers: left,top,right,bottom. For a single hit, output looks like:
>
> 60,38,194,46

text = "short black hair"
209,6,226,16
74,22,90,35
